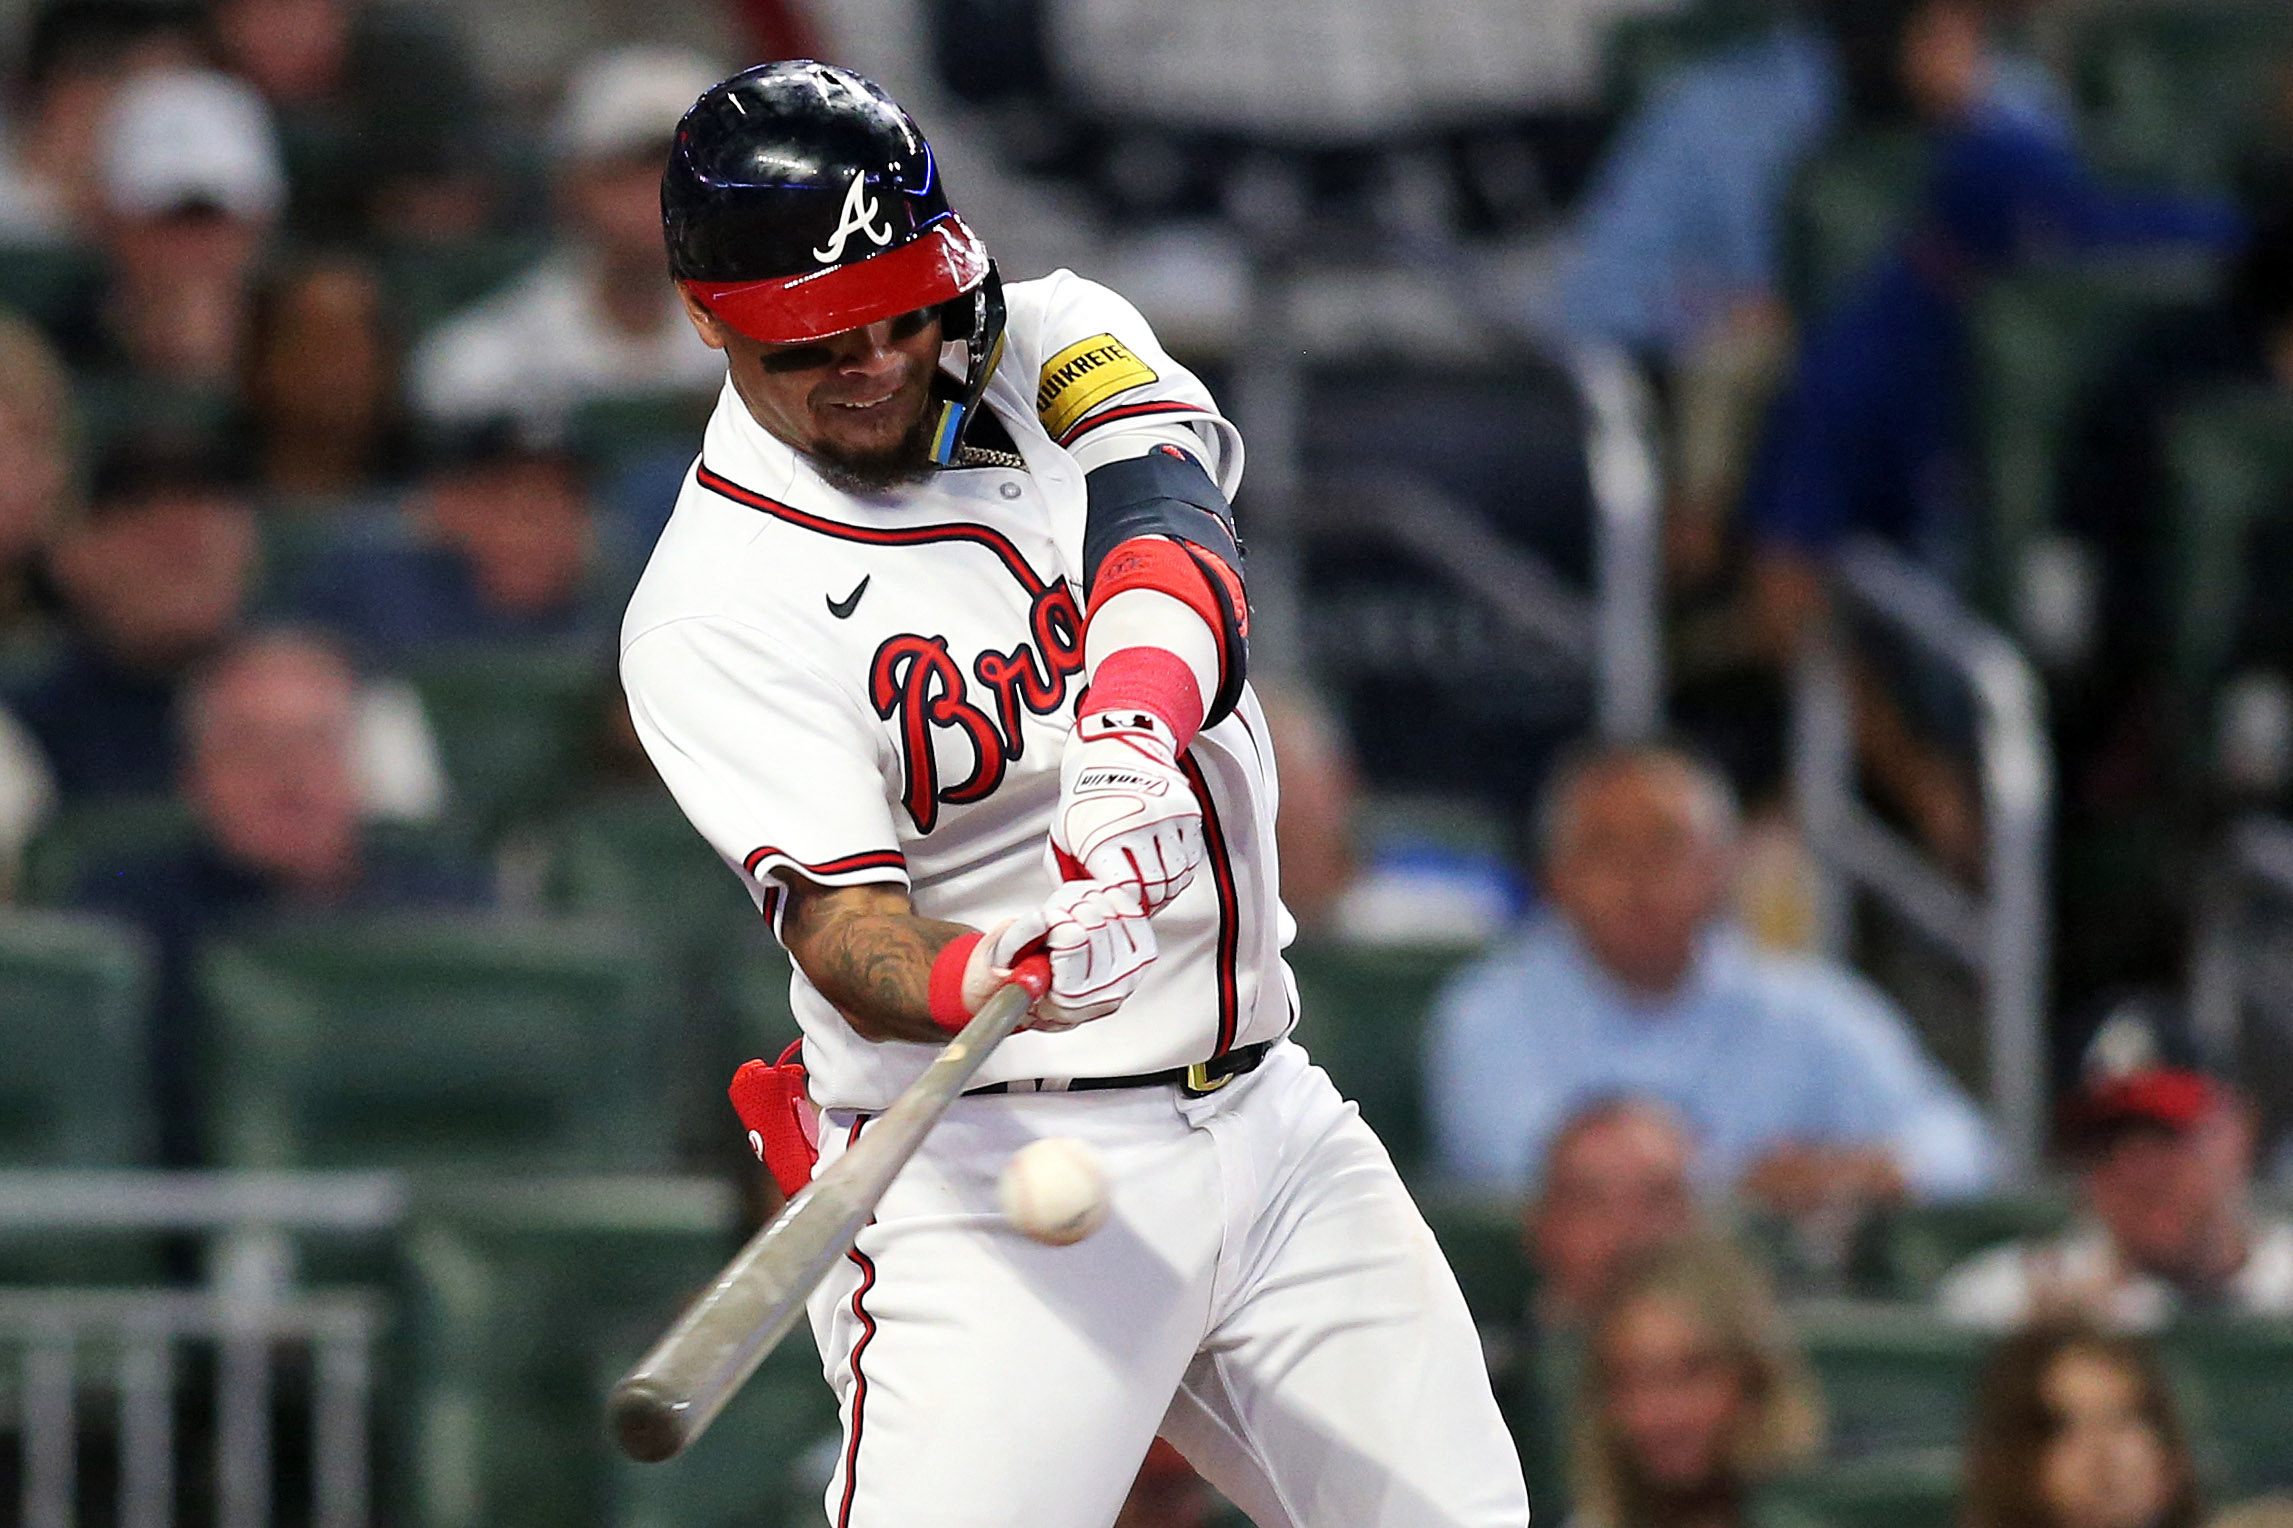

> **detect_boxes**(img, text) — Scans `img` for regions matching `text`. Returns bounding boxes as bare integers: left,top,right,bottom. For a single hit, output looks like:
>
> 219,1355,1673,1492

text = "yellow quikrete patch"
1036,332,1157,438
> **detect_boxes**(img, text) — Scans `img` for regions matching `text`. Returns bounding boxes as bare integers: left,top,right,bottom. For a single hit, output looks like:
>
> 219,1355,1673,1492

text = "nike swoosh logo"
826,576,870,619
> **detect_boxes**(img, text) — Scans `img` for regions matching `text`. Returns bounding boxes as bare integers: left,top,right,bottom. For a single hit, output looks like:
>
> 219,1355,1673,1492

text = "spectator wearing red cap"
1939,1008,2293,1330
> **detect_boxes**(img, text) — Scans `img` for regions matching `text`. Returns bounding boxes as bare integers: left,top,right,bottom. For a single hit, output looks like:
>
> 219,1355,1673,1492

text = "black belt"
964,1040,1272,1099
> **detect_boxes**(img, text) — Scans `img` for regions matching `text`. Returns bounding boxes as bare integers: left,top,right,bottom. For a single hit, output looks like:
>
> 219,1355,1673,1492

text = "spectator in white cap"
82,66,284,387
408,46,726,434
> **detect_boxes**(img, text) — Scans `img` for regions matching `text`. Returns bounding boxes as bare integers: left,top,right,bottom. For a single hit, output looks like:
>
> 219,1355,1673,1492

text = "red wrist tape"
1081,646,1204,747
927,932,984,1034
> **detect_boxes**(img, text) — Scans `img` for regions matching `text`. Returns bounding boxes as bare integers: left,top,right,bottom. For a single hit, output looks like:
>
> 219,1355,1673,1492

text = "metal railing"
2188,815,2293,1071
0,1171,405,1528
1791,537,2055,1175
1237,345,1665,736
3,1288,383,1528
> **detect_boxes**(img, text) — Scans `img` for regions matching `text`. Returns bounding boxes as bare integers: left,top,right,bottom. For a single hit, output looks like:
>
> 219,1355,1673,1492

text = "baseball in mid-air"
998,1137,1109,1245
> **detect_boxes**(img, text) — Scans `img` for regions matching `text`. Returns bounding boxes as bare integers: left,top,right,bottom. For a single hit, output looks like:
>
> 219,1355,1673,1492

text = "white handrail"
1792,536,2055,1176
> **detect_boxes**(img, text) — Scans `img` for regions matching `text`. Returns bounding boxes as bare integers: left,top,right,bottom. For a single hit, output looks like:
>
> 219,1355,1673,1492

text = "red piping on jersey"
837,1117,878,1528
1056,399,1209,450
743,845,909,880
697,463,1050,598
1179,753,1240,1056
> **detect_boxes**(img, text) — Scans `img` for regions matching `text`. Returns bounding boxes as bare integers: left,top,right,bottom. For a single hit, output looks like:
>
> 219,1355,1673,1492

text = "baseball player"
622,61,1531,1528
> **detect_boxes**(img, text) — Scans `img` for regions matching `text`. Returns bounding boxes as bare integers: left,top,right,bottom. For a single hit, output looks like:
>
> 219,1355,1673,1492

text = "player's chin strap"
927,264,1008,466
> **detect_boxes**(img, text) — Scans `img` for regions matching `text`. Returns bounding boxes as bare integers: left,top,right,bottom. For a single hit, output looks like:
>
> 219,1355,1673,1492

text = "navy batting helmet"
663,61,1005,462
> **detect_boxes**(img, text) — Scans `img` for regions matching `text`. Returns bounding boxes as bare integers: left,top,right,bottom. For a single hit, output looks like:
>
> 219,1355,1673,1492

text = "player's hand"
1051,709,1202,913
1022,878,1157,1031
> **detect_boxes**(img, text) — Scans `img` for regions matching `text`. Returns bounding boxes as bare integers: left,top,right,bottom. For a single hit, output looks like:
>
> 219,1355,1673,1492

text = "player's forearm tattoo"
780,879,971,1044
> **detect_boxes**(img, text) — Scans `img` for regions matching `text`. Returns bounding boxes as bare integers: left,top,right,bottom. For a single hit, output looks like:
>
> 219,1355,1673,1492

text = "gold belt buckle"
1184,1061,1231,1096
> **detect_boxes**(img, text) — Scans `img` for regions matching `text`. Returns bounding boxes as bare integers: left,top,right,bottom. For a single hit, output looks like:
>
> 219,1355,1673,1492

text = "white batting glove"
941,911,1053,1016
1023,878,1157,1031
1051,709,1202,914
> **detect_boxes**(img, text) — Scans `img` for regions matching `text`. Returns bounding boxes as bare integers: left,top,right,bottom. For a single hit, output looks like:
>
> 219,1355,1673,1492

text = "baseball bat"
610,974,1040,1463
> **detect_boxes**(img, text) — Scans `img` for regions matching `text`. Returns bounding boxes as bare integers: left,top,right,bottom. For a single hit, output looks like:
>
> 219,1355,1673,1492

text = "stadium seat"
1968,263,2215,624
1282,942,1477,1175
2071,5,2293,192
0,241,102,330
571,394,714,479
1794,1303,1985,1460
19,796,198,908
1781,131,1928,318
1873,1194,2074,1299
2162,390,2293,697
379,237,544,337
1600,4,1779,116
2164,1318,2293,1496
546,793,756,958
401,1175,743,1528
1755,1453,1960,1528
0,909,154,1165
408,647,609,837
198,914,675,1171
1416,1192,1530,1329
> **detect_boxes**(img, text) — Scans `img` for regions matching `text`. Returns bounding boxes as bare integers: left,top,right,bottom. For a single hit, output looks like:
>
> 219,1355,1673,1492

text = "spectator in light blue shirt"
1557,0,2069,359
1425,739,1999,1210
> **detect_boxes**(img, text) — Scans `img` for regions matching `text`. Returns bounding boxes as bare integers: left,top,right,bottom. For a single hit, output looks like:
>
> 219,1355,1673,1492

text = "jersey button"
1000,481,1022,500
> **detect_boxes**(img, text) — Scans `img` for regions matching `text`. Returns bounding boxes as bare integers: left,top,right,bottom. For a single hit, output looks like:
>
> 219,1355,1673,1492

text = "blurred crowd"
4,0,2293,1522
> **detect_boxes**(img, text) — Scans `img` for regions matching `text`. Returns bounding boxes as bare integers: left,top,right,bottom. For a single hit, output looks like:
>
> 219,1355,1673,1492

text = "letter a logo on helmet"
812,170,896,263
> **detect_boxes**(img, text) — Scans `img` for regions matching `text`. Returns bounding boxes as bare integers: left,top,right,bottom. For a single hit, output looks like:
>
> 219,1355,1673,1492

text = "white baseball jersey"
621,270,1296,1112
625,266,1531,1528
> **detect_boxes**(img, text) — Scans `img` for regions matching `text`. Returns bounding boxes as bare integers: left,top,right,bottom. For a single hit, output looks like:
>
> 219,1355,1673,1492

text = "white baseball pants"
804,1040,1532,1527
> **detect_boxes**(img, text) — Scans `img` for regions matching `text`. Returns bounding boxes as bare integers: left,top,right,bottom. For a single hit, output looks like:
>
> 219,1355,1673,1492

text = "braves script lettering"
870,583,1085,832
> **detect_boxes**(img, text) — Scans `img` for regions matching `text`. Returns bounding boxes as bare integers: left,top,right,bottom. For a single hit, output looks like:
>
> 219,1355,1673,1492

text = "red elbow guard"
1088,537,1248,722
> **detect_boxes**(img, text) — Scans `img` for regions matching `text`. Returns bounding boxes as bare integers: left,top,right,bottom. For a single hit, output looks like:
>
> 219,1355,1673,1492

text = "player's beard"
805,381,940,495
808,409,937,494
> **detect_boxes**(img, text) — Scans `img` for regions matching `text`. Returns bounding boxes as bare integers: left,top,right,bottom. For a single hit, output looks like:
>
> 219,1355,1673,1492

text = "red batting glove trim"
1081,645,1205,749
928,931,985,1034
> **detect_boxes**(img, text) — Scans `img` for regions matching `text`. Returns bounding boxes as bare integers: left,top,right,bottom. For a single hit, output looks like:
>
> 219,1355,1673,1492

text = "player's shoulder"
1001,268,1217,451
620,458,816,658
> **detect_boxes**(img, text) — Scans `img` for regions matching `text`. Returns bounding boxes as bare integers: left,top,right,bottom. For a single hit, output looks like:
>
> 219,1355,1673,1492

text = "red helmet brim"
682,215,990,345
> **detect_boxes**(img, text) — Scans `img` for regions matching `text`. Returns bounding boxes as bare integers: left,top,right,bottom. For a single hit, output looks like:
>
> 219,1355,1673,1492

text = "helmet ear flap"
938,290,977,342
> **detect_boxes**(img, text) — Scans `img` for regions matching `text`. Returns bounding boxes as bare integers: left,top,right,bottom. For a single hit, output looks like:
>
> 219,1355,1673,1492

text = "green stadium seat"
2164,1318,2293,1496
401,1175,743,1528
409,646,609,836
2072,5,2293,192
546,792,757,958
1781,131,1928,318
1795,1303,1985,1460
1754,1453,1960,1528
2163,390,2293,697
1874,1194,2074,1299
1601,4,1779,116
199,915,675,1170
19,796,197,908
1281,942,1477,1177
606,1328,841,1528
572,394,714,478
1969,263,2215,623
380,237,544,336
0,910,154,1165
0,241,100,329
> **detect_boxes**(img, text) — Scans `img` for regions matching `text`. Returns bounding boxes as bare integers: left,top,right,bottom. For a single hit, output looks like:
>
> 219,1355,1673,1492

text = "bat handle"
1007,953,1051,1000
